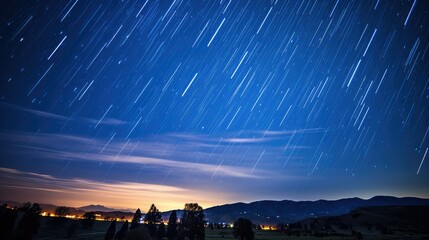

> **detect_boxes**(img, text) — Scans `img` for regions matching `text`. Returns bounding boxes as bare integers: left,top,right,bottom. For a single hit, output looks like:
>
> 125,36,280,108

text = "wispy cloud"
0,102,128,126
0,129,323,208
0,131,269,179
0,167,231,210
260,128,328,136
166,128,327,144
0,127,321,202
222,137,270,143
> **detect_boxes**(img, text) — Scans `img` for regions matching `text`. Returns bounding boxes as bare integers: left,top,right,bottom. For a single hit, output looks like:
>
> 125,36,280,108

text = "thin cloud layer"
0,103,128,126
0,167,230,210
0,131,293,179
0,129,322,208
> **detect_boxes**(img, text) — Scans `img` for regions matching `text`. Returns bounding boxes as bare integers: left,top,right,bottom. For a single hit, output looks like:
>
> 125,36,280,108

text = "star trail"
0,0,428,210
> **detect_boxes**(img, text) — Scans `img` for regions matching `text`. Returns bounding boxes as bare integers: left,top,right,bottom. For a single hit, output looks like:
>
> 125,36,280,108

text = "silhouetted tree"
81,211,96,229
233,218,254,240
55,206,71,217
105,220,116,240
178,203,205,240
144,204,162,236
167,210,178,240
144,204,162,224
13,202,42,240
115,220,129,240
130,208,142,229
157,222,166,239
0,204,18,240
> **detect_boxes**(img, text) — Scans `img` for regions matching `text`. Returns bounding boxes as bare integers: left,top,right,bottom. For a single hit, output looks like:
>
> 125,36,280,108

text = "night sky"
1,0,428,211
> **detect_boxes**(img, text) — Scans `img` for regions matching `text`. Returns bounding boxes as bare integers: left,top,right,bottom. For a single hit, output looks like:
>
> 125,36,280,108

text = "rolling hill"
203,196,429,224
3,196,429,224
289,205,429,239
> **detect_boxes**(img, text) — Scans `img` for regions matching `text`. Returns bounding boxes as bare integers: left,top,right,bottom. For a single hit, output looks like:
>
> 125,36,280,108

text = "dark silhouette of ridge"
203,196,429,224
3,196,429,224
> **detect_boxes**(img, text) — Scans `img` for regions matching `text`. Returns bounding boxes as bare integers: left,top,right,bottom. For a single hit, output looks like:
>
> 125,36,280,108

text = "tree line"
0,202,256,240
104,203,206,240
0,202,42,240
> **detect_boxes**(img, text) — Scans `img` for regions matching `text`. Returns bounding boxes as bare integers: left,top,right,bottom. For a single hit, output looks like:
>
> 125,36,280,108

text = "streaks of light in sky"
363,29,377,57
231,51,248,79
182,73,198,97
417,148,428,175
251,150,265,174
404,0,417,27
347,59,362,88
257,6,273,34
95,104,113,129
27,63,54,96
47,36,67,60
1,0,429,205
207,18,226,47
61,0,79,22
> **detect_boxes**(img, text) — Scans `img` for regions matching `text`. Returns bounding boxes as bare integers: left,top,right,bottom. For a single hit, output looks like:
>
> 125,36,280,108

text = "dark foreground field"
31,205,429,239
33,218,429,240
34,224,429,240
31,221,357,240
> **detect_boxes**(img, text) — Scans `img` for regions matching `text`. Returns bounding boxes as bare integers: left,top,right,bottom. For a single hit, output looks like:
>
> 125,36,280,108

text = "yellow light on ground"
261,225,276,231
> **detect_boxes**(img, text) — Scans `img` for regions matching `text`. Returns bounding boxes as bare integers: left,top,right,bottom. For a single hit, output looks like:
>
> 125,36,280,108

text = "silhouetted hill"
3,196,429,225
203,196,429,224
79,204,135,213
291,205,429,238
0,200,22,208
79,204,118,212
0,200,86,216
40,203,86,216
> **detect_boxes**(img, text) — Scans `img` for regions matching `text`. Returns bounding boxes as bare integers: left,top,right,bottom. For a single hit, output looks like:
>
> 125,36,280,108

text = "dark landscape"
1,196,429,239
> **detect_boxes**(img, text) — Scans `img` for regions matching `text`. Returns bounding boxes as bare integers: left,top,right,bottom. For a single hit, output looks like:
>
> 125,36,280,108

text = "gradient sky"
0,0,428,211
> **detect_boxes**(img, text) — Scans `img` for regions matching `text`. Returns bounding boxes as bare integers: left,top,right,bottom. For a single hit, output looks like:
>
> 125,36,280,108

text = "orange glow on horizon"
0,167,236,211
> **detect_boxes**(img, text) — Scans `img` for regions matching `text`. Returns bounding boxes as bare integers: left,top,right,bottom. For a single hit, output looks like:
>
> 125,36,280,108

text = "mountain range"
202,196,429,224
3,196,429,224
79,204,135,213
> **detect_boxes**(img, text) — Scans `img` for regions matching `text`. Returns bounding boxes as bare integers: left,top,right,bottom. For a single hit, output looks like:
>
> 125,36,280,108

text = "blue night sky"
0,0,428,210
